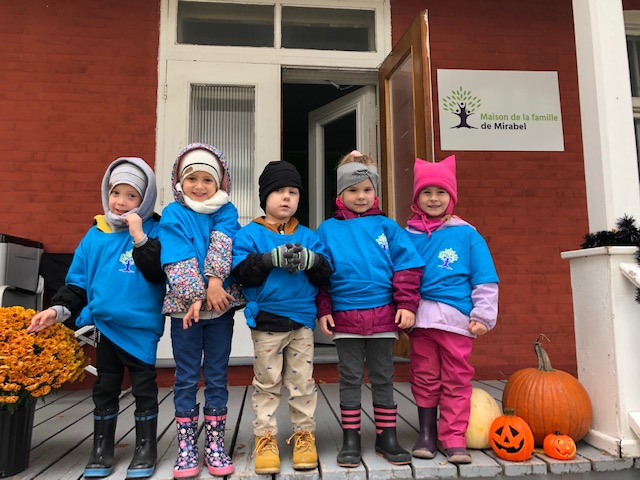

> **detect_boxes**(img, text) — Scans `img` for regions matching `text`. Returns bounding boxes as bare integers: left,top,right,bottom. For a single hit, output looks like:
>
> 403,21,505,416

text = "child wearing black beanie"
232,160,331,474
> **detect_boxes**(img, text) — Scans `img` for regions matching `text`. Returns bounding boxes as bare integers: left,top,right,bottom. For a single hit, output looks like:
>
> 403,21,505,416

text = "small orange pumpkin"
543,431,577,460
489,408,534,462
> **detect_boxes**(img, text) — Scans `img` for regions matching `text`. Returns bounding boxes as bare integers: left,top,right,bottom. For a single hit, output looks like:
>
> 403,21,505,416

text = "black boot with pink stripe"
373,404,411,465
337,405,361,468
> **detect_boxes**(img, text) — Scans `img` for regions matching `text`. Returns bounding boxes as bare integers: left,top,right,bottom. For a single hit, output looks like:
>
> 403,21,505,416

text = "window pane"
627,37,640,97
635,117,640,175
388,55,415,217
190,85,255,225
178,1,274,47
281,6,375,52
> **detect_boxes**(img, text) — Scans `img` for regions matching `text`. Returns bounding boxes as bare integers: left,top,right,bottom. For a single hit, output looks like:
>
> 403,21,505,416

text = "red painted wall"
390,0,587,378
0,1,160,253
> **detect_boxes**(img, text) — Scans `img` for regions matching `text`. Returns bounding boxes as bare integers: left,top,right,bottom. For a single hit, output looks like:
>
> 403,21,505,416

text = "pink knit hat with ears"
412,155,458,212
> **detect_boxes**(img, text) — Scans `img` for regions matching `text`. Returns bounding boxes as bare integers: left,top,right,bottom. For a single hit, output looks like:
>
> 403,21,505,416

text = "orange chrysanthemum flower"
0,306,90,413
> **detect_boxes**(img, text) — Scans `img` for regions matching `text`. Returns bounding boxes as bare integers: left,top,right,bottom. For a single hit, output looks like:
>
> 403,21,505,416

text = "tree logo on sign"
442,87,481,129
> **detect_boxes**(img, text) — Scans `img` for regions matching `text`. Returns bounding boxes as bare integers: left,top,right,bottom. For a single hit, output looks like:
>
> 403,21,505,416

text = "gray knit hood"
101,157,157,231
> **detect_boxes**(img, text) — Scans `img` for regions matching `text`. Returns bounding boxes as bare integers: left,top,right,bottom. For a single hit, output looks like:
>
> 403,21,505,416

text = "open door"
378,11,434,358
308,85,377,229
378,10,434,226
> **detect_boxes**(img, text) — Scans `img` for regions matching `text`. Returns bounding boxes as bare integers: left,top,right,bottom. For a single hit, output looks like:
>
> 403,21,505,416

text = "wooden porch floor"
12,380,640,480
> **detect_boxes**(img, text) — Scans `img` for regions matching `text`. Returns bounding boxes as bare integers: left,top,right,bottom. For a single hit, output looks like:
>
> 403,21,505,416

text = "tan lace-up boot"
253,432,280,474
287,430,318,470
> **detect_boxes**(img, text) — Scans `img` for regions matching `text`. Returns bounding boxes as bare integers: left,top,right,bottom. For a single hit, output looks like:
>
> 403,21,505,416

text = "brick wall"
1,0,622,380
624,0,640,10
0,1,160,253
390,0,587,378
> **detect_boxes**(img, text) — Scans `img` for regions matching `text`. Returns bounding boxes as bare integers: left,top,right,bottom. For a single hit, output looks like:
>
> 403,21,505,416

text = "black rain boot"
84,408,118,478
373,404,411,465
337,405,361,468
412,407,437,459
126,410,158,479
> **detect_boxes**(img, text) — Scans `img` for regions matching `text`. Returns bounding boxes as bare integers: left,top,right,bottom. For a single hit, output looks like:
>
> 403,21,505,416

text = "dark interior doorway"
282,83,359,226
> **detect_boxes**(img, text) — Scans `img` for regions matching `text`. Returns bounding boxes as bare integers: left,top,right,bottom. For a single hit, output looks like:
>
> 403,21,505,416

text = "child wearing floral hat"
159,143,245,479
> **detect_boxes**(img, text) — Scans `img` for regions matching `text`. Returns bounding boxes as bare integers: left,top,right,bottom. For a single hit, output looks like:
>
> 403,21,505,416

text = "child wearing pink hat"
405,155,499,464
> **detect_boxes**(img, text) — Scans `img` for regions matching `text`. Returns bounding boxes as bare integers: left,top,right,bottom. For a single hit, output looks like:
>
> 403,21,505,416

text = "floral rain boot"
203,407,234,476
173,412,199,479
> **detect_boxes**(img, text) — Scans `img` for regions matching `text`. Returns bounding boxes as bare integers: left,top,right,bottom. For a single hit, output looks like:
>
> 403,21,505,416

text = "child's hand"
319,314,335,336
287,244,319,271
183,300,202,329
206,277,235,314
27,308,57,333
263,244,293,271
395,309,415,330
469,320,488,336
124,213,145,243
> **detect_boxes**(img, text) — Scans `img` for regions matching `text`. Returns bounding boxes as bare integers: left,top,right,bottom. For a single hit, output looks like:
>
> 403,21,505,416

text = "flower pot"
0,400,36,477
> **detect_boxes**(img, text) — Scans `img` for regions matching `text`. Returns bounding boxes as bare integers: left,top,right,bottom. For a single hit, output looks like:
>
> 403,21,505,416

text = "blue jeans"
171,310,234,416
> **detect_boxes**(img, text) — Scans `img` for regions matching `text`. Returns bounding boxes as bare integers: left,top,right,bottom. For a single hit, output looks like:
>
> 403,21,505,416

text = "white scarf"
176,183,230,214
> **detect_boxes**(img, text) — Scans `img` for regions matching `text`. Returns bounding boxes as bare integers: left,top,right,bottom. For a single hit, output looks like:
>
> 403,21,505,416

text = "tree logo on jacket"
376,233,389,253
119,250,136,273
438,248,458,270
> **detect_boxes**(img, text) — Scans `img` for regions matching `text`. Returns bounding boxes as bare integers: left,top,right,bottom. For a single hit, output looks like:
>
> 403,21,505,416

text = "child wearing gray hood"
29,157,166,479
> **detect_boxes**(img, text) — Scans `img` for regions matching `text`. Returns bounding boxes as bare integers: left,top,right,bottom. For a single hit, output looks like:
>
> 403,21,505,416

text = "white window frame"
160,0,391,66
156,0,392,212
155,0,391,363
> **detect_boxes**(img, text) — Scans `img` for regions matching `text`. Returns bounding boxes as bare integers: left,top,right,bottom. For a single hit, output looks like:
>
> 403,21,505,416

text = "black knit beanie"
259,161,304,211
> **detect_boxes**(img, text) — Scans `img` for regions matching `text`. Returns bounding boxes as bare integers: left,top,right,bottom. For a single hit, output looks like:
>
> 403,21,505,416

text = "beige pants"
251,327,317,436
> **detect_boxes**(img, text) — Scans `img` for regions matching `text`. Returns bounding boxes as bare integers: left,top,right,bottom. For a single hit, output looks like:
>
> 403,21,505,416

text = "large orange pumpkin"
502,334,592,446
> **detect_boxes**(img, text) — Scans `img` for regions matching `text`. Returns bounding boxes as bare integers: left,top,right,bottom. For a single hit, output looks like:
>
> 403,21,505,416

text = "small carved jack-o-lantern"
489,408,534,462
543,431,577,460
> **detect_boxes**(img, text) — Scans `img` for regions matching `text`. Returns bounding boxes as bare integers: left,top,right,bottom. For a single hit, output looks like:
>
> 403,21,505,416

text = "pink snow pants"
409,328,474,449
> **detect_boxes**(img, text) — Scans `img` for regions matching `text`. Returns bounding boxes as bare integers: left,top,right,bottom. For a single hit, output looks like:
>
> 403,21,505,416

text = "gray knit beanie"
336,162,379,195
109,163,148,196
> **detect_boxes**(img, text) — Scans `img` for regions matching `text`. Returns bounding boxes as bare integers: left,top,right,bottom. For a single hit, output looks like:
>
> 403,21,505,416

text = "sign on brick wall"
437,69,564,151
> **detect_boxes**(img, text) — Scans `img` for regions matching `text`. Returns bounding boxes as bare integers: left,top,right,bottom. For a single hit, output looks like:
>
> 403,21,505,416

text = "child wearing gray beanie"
29,156,165,479
315,149,424,469
101,158,157,232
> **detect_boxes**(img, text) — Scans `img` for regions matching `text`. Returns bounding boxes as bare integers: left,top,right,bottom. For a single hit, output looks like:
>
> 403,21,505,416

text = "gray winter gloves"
290,244,316,271
262,243,319,273
262,244,291,269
